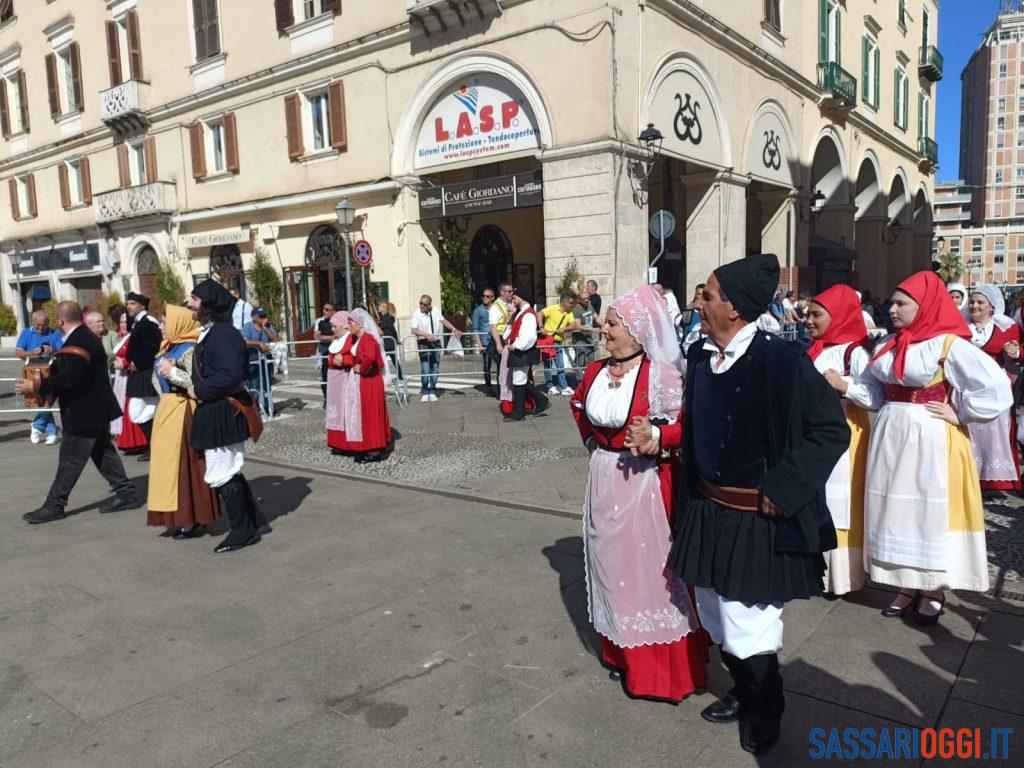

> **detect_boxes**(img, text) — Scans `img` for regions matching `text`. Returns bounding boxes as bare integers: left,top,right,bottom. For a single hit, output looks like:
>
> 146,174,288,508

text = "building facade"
0,0,938,338
937,5,1024,290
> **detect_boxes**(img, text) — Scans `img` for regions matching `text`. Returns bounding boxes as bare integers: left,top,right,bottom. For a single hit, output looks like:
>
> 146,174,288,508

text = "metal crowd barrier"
0,356,59,415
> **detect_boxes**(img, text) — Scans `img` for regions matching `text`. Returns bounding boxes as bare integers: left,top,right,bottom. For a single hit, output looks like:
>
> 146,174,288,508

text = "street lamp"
5,243,24,328
965,256,982,289
881,217,903,245
334,198,355,310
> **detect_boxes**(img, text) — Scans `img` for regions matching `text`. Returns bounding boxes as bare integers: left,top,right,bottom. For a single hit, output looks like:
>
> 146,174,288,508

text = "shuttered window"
117,144,131,188
126,10,143,81
0,1,13,23
763,0,780,32
275,0,294,33
16,69,28,133
860,36,880,109
0,79,9,138
8,177,18,220
192,0,221,62
69,42,83,112
144,136,158,184
25,173,36,218
224,112,239,173
58,162,70,209
45,53,60,119
189,122,207,180
106,20,122,87
284,93,303,159
328,81,347,151
80,156,92,204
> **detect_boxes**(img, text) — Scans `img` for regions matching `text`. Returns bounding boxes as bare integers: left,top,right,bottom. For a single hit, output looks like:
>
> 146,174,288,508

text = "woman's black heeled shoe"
608,669,622,682
881,591,920,618
913,593,945,625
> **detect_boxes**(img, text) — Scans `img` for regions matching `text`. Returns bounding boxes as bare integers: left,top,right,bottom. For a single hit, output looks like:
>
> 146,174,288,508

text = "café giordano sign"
180,226,252,250
414,74,542,171
647,65,724,167
419,172,543,219
745,105,796,188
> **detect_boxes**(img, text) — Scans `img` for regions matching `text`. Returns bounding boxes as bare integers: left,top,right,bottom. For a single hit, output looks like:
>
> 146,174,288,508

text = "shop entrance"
287,225,348,343
469,225,514,295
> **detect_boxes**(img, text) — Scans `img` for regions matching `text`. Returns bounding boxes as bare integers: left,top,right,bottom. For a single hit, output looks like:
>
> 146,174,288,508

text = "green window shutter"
873,47,880,108
819,0,828,63
836,8,842,65
918,91,924,136
862,37,870,101
903,76,909,128
894,68,900,124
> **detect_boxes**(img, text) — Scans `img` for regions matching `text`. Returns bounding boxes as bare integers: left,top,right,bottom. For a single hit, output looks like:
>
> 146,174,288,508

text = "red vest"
507,307,537,347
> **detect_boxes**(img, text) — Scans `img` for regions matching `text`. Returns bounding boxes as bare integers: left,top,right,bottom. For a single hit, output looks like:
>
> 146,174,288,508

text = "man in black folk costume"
633,255,849,754
186,280,268,553
122,292,162,455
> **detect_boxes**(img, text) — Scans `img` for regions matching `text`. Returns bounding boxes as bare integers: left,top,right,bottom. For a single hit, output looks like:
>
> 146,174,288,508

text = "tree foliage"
0,303,16,335
154,259,185,317
249,246,285,329
936,251,964,285
555,258,584,299
436,231,472,317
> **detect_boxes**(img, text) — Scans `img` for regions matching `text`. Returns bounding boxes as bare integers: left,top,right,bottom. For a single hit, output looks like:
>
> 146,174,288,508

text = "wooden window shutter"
81,156,92,204
70,42,84,112
117,143,131,188
17,70,28,133
323,0,341,14
224,112,239,173
189,122,207,180
45,53,60,120
275,0,294,33
106,20,122,87
0,79,9,138
205,0,220,57
26,173,37,217
9,178,19,220
328,81,347,151
58,162,70,210
126,10,144,81
144,136,158,183
284,93,303,159
192,0,207,61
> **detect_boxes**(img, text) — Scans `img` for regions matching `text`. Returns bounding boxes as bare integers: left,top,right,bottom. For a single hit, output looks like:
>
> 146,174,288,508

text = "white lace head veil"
970,284,1015,331
349,308,392,384
609,285,684,420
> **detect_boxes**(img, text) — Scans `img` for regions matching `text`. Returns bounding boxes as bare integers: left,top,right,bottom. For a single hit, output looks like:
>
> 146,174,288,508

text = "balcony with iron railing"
94,181,176,224
99,80,150,134
918,45,943,82
919,136,939,164
817,61,857,108
406,0,504,38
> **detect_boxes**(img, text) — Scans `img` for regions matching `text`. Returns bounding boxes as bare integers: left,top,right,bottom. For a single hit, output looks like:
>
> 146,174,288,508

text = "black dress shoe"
172,524,207,540
608,669,623,682
23,507,66,524
740,718,781,754
913,593,946,626
353,454,367,464
99,494,143,513
503,414,525,422
701,694,743,724
213,533,261,554
881,591,920,618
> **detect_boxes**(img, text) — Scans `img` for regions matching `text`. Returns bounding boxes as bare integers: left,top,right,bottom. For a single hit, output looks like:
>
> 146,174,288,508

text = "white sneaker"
547,386,560,396
561,386,574,397
429,394,439,402
45,432,59,445
30,427,42,444
420,394,429,402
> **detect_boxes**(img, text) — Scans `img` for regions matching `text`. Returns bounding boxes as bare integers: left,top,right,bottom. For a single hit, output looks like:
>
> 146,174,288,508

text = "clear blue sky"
936,1,1004,180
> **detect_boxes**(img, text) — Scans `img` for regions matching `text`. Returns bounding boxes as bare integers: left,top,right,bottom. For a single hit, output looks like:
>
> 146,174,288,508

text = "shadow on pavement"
543,536,600,658
248,474,312,523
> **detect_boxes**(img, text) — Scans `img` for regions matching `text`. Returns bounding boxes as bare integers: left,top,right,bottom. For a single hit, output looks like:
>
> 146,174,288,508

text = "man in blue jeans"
16,309,63,445
240,307,278,415
410,294,462,402
471,289,496,394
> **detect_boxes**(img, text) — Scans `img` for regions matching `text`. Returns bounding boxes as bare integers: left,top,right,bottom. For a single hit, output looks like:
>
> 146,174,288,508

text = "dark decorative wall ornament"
673,93,703,145
762,130,782,171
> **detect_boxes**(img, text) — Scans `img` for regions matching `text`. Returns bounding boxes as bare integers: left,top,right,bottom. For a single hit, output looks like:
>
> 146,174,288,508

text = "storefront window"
211,244,245,298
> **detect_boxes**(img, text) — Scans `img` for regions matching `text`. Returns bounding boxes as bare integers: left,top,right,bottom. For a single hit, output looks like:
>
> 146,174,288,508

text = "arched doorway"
136,246,159,299
470,225,513,296
211,244,245,298
912,188,934,276
809,133,850,246
854,156,883,294
287,225,348,342
886,173,911,288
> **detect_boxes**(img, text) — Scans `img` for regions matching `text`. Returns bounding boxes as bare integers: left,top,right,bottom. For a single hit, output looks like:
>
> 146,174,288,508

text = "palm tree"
935,251,963,285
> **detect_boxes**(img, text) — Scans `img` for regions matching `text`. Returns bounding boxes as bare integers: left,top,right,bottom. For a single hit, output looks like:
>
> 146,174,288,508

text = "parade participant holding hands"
186,280,268,554
964,284,1022,492
147,305,220,539
501,289,549,421
119,293,161,456
866,272,1012,624
332,309,393,463
805,284,884,595
570,285,706,704
325,310,351,453
660,255,849,754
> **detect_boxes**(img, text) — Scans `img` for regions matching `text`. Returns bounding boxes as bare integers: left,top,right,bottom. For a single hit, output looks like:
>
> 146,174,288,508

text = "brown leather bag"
23,346,92,407
227,390,264,443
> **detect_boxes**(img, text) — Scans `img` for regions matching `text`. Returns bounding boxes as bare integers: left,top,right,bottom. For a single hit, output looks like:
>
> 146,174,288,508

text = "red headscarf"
869,271,971,380
806,284,869,361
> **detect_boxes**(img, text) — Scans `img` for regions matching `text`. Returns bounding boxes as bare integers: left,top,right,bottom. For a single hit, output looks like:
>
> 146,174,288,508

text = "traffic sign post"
353,240,373,305
648,210,676,269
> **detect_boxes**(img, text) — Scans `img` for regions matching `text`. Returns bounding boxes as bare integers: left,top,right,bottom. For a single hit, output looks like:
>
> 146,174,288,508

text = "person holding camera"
410,294,461,402
241,308,279,415
15,309,64,445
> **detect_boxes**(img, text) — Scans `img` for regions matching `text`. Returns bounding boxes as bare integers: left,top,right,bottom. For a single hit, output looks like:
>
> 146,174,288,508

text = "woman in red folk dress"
332,308,393,463
570,284,707,703
114,332,148,452
965,284,1022,491
326,311,352,454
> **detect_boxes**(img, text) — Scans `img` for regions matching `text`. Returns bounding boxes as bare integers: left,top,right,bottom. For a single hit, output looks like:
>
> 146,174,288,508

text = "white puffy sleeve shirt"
812,343,884,411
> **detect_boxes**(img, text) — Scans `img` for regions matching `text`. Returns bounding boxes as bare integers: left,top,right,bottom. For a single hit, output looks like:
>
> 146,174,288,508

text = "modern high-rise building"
0,0,938,337
937,2,1024,289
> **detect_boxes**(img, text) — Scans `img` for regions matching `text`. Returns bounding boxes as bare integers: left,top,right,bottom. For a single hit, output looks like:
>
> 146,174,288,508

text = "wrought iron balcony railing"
818,61,857,106
919,136,939,164
918,46,943,82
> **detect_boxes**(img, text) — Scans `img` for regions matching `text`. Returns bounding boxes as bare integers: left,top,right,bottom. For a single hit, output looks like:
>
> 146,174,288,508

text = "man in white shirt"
229,288,254,332
410,294,462,402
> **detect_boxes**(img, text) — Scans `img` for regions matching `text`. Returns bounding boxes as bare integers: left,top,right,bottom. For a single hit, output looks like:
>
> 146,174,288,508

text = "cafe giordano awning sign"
646,63,725,168
414,73,542,171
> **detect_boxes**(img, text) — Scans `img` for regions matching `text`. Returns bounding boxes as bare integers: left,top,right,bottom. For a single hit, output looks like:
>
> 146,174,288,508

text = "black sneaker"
23,507,66,524
99,494,143,513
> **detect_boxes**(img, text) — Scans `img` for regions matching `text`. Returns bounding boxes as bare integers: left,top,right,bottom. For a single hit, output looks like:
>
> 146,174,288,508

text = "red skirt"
601,628,708,702
116,397,149,449
327,374,392,453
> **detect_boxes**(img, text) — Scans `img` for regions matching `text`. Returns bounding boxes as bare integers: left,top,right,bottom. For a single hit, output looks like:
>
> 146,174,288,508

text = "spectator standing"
586,279,603,319
312,302,335,407
782,290,799,336
376,301,403,382
571,290,602,369
769,290,786,324
684,283,706,336
410,295,462,402
488,283,515,400
472,289,496,393
229,288,254,332
16,309,64,445
539,294,576,395
240,308,279,415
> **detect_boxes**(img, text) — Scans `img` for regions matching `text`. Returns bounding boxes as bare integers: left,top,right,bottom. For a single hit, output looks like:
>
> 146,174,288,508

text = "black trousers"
44,427,134,513
722,651,785,724
320,362,328,400
140,419,152,445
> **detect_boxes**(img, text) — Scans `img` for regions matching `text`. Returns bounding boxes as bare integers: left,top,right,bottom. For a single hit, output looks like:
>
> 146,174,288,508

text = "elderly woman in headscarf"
325,310,351,454
965,284,1022,493
332,308,393,463
147,305,221,539
804,284,884,595
866,272,1012,626
569,284,706,703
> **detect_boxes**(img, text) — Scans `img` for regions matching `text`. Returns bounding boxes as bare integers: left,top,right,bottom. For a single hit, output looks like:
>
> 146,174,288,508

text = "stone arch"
741,99,798,188
391,52,554,177
126,234,166,294
887,169,910,227
809,128,849,207
913,185,932,233
642,52,732,168
854,151,883,220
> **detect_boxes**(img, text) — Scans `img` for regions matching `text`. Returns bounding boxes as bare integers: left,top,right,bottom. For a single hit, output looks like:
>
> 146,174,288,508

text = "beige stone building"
0,0,939,338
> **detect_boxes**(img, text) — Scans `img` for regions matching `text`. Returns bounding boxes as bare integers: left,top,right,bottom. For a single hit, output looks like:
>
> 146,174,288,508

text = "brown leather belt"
697,476,761,512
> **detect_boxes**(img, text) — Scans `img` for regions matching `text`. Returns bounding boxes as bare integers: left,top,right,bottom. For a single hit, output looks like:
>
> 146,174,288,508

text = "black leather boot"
213,475,261,553
525,381,549,415
738,653,784,754
504,385,527,421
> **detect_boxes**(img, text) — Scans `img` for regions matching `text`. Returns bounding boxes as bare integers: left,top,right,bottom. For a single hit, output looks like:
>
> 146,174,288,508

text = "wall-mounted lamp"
881,217,903,245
